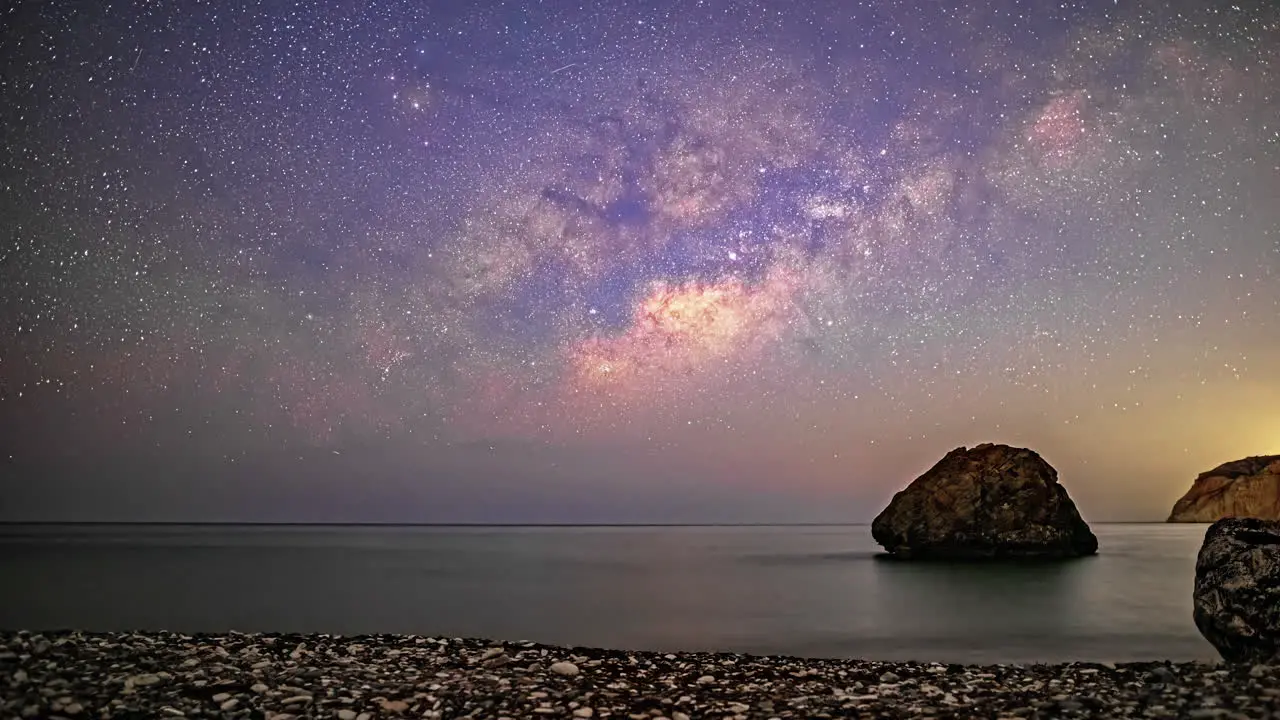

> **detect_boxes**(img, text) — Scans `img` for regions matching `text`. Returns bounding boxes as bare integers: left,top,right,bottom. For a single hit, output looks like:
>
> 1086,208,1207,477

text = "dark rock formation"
871,443,1098,559
1168,456,1280,522
1193,518,1280,662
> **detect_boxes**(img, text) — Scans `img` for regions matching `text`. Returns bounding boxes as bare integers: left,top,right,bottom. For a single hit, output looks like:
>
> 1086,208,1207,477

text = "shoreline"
1,631,1272,719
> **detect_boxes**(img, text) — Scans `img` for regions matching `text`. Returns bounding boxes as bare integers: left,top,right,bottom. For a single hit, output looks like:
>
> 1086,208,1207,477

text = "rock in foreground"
871,443,1098,559
1194,517,1280,663
1168,455,1280,522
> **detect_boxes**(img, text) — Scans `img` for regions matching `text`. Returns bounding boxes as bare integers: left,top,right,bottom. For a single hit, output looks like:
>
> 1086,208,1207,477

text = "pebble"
550,661,580,677
3,630,1276,720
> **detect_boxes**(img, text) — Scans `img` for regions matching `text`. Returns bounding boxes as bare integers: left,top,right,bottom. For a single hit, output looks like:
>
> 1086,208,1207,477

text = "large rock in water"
1168,456,1280,522
871,443,1098,559
1193,518,1280,662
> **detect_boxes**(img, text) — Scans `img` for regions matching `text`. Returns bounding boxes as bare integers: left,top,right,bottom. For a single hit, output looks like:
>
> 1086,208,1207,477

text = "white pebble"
550,661,580,677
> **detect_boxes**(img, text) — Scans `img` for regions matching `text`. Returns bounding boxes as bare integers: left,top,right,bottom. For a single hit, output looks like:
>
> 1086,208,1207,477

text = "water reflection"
0,524,1216,663
863,555,1088,650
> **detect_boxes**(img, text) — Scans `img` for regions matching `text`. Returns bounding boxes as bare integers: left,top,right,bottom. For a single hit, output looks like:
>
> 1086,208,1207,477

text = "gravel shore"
2,631,1278,719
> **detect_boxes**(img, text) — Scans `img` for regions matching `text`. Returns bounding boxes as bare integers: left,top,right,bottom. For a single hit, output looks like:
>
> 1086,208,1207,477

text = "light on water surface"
0,523,1217,665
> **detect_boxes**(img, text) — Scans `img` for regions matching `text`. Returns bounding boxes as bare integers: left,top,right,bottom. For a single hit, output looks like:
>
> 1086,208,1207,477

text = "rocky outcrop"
1168,456,1280,522
871,443,1098,560
1193,518,1280,662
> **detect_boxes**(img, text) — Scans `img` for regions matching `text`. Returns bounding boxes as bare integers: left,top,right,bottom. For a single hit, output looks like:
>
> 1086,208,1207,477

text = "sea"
0,522,1218,665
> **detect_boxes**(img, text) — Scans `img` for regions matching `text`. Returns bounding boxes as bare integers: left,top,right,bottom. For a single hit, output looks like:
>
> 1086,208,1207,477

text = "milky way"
1,0,1278,522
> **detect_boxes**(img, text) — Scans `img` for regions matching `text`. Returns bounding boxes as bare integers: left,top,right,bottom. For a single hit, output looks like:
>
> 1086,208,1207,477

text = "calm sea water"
0,523,1216,664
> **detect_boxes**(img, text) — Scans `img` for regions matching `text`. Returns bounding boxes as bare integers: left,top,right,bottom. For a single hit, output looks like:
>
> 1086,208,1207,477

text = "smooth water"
0,523,1216,664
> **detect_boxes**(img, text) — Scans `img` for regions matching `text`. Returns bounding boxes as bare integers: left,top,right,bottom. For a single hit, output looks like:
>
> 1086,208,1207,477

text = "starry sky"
1,0,1278,523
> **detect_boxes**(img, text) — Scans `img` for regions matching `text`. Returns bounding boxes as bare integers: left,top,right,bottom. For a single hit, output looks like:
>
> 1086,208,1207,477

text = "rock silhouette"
1193,518,1280,662
871,443,1097,559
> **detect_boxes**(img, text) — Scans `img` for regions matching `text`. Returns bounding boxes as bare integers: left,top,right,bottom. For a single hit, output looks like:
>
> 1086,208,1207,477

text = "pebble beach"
2,631,1278,720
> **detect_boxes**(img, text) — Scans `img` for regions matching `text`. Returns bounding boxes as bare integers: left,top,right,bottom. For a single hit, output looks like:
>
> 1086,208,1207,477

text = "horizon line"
0,520,1183,527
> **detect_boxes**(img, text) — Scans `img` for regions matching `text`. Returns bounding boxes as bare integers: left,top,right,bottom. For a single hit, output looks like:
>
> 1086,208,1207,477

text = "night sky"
1,0,1277,523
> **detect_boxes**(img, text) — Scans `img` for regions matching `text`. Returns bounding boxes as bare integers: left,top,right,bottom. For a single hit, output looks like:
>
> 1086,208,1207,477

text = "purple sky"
2,0,1278,523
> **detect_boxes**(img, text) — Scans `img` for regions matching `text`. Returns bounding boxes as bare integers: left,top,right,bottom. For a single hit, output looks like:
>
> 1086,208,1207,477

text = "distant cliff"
1168,456,1280,522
